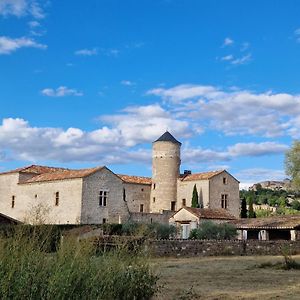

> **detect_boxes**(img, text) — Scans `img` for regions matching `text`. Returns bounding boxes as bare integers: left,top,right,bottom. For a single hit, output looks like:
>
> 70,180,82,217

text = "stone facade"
0,131,240,224
150,138,181,213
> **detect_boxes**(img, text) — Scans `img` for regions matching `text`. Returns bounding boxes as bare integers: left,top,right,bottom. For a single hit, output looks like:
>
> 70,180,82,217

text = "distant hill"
250,178,291,191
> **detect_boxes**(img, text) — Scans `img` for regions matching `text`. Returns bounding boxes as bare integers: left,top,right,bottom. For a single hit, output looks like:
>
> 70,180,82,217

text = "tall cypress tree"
248,196,256,218
240,197,247,218
191,184,199,208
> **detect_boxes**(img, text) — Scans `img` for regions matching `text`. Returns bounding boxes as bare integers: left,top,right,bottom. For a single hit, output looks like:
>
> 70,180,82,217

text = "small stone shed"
169,207,236,239
232,215,300,241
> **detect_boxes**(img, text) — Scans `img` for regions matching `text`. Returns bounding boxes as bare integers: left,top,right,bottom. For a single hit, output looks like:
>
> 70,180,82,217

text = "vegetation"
285,140,300,190
153,255,300,299
189,221,237,240
0,226,159,300
240,187,300,217
247,196,256,218
191,184,199,208
240,197,248,218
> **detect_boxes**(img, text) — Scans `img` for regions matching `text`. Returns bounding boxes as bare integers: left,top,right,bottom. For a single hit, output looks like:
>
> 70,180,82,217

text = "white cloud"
28,20,40,27
241,42,250,51
41,86,83,97
228,142,289,157
231,53,251,65
148,84,300,138
221,54,233,61
0,0,45,18
236,168,286,189
121,80,135,86
0,36,47,54
74,48,98,56
294,28,300,42
223,37,234,46
147,84,218,103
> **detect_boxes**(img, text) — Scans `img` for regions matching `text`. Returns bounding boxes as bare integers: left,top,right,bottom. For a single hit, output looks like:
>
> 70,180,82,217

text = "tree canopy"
285,140,300,191
191,184,199,208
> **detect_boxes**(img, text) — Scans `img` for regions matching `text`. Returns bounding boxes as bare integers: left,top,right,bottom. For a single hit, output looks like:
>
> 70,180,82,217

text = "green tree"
248,196,256,218
285,140,300,191
291,199,300,211
240,197,247,218
191,184,199,208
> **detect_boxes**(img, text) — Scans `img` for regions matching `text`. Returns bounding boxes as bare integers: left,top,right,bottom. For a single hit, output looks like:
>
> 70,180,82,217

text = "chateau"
0,132,240,224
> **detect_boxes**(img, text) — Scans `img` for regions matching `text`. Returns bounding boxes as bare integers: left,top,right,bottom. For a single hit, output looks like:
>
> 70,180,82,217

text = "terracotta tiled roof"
180,170,225,181
21,167,104,183
0,165,69,175
182,207,236,220
232,215,300,229
117,174,152,185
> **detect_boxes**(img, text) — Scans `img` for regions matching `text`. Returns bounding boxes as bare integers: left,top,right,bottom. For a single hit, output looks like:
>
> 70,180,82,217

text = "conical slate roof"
154,131,181,145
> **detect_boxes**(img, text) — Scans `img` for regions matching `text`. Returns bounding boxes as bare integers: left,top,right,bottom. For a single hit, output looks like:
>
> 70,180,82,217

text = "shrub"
189,221,237,240
0,226,159,299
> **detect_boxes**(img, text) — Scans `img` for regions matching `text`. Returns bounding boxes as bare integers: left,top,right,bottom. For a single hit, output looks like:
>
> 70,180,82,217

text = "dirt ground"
152,255,300,299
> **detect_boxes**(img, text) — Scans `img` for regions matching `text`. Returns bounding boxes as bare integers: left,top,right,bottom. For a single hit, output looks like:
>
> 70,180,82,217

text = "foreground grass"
153,255,300,299
0,227,158,300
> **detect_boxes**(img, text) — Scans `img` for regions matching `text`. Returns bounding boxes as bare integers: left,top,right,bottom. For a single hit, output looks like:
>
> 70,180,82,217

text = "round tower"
150,131,181,213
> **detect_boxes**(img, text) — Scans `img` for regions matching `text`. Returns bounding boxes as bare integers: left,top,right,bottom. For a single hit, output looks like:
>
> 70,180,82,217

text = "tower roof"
154,131,181,145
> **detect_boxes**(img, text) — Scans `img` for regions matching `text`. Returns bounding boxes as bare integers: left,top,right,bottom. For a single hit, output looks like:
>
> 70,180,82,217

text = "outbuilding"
233,215,300,241
169,207,237,239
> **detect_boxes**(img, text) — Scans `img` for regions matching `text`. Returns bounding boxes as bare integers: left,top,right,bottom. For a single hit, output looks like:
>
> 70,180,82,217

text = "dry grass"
152,255,300,299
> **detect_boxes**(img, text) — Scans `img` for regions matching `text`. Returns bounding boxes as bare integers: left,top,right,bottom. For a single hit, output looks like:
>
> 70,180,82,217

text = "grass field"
152,255,300,299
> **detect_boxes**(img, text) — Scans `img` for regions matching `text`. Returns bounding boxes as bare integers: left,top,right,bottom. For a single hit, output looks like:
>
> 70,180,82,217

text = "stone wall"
81,168,130,224
124,183,151,213
177,179,210,209
0,173,83,224
149,239,300,257
209,172,240,218
129,211,174,224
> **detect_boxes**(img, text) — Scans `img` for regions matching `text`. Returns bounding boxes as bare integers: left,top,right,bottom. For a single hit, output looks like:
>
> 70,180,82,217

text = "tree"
240,197,247,218
285,140,300,191
191,184,199,208
198,188,204,208
248,196,256,218
291,199,300,211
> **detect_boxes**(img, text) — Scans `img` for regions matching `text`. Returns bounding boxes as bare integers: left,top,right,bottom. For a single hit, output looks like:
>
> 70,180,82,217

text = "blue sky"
1,0,300,188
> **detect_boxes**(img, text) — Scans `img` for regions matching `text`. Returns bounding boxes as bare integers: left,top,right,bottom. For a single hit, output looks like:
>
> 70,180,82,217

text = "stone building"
0,131,240,224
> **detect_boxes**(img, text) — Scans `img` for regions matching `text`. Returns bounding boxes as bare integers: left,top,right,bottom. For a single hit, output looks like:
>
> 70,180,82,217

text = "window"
103,218,107,224
55,192,59,206
221,194,228,209
182,199,186,206
123,188,126,201
153,197,156,203
34,194,38,199
140,204,144,213
223,177,227,184
99,190,108,206
171,201,176,211
11,195,15,208
141,188,144,192
153,183,156,190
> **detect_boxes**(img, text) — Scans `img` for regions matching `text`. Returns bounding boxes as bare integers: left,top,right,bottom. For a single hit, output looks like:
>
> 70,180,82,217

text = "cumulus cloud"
221,55,234,61
0,0,45,18
74,48,98,56
236,168,287,190
223,37,234,46
0,114,288,166
231,53,251,65
121,80,135,86
0,36,47,54
148,84,300,138
41,86,83,97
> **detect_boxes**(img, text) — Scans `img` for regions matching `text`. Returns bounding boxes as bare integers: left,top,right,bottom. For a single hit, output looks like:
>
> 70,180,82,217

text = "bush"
189,221,237,240
0,226,159,299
